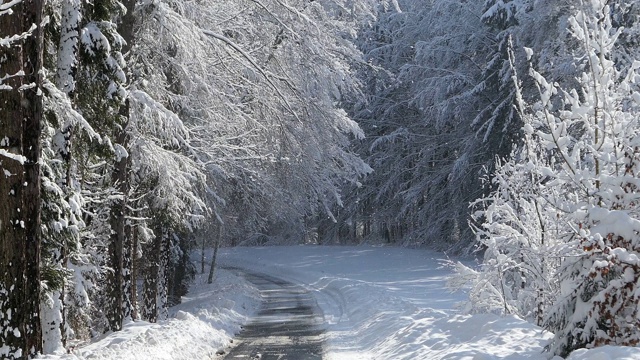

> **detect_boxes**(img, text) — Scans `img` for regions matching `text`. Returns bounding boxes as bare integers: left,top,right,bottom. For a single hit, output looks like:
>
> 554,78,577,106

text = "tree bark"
122,208,134,322
0,1,44,358
142,226,161,323
201,236,206,274
106,112,129,331
105,0,137,329
42,1,83,350
130,225,139,320
158,231,170,321
208,224,223,284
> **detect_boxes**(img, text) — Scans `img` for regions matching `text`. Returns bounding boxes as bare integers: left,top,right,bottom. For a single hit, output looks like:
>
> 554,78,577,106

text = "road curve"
221,267,324,360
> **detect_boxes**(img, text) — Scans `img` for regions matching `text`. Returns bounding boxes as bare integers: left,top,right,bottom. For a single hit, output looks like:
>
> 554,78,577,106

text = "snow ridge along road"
222,267,325,359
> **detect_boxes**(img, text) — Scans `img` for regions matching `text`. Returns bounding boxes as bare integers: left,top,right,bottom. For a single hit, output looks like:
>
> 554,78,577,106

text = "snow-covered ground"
39,265,261,360
42,245,640,359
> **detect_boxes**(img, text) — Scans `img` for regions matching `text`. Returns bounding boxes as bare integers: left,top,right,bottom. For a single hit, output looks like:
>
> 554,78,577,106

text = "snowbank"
38,267,260,360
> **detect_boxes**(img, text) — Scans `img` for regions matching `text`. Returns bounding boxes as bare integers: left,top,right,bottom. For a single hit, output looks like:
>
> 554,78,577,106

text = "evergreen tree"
0,1,45,358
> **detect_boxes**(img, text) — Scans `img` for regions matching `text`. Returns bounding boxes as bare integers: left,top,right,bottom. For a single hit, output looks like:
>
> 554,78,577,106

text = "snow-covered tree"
449,38,559,324
38,0,96,352
182,0,373,244
538,2,640,355
456,1,640,356
0,1,45,357
336,0,499,249
454,136,560,325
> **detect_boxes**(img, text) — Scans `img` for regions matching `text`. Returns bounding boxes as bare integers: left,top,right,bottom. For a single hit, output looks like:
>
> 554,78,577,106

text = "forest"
1,0,640,358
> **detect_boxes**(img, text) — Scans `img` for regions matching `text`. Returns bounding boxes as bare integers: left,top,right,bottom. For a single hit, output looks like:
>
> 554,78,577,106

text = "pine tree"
39,0,85,352
74,0,130,332
0,1,45,358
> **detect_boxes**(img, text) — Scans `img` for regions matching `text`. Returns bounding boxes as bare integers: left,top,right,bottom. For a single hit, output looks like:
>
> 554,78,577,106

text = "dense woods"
1,0,640,358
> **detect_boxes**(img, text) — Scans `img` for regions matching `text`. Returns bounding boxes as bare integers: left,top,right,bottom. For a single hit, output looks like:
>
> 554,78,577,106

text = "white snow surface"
39,245,640,359
38,268,260,360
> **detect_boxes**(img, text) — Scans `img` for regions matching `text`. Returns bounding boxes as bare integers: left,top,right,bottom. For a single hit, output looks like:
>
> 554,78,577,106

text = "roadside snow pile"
219,245,640,360
38,267,260,360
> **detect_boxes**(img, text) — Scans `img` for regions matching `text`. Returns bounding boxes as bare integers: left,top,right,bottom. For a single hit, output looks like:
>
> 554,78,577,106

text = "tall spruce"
0,1,45,358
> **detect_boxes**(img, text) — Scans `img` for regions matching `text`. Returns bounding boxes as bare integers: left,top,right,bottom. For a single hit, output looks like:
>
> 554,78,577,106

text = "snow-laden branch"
202,30,301,122
0,23,36,48
42,81,101,142
247,0,300,39
0,0,22,16
0,149,26,164
0,70,25,91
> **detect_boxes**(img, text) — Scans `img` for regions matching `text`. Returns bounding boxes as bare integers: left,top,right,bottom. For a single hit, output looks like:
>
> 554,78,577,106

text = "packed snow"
39,246,640,359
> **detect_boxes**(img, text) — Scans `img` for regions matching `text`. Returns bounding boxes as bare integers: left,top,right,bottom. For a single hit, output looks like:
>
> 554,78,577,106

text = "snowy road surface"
41,245,640,360
222,267,324,359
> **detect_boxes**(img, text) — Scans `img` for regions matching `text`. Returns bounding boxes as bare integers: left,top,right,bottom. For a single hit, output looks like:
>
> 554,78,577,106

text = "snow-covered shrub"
541,2,640,354
456,1,640,357
454,156,560,324
450,31,560,325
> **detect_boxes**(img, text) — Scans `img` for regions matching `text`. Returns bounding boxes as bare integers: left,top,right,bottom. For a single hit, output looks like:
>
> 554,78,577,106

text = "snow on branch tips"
202,30,300,122
0,0,22,15
0,149,26,165
129,89,189,149
0,22,36,48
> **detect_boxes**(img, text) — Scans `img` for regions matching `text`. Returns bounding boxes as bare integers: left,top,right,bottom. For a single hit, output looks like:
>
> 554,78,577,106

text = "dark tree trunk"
106,114,130,331
201,236,206,274
317,224,325,245
158,231,170,320
118,0,136,54
0,1,44,358
208,224,223,284
106,0,137,328
122,215,134,321
130,225,139,320
141,226,172,322
142,226,162,323
47,0,82,349
168,234,193,306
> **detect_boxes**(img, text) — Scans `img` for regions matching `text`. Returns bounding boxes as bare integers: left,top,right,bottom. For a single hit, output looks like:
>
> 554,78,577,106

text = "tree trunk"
106,116,129,331
142,227,161,323
201,236,206,274
107,0,137,328
122,217,134,322
208,224,223,284
130,225,139,320
158,231,170,321
142,225,171,322
0,1,44,358
42,1,83,350
55,0,81,96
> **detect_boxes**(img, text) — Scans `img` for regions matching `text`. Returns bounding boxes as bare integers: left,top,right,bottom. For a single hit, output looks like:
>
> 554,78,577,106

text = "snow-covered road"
43,245,640,360
219,246,553,360
221,267,324,359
